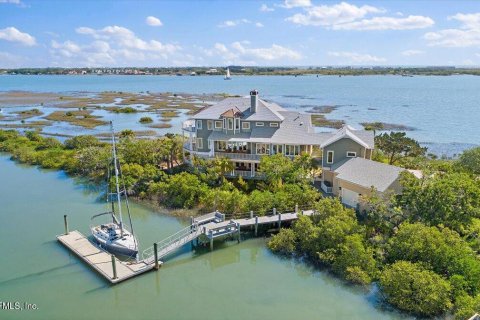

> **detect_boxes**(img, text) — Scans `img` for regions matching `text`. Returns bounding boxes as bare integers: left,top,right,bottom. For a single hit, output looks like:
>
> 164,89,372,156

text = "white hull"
91,223,138,257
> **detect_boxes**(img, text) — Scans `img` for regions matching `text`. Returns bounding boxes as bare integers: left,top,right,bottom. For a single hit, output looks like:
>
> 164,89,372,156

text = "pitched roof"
220,107,243,118
321,125,374,149
332,157,404,192
207,111,332,145
192,97,285,122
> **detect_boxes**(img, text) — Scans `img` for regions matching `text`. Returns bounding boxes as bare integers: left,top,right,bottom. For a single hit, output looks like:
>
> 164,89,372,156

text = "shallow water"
0,155,411,320
1,74,478,155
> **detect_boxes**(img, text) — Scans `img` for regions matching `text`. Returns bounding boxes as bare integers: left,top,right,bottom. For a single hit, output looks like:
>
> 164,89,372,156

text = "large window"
272,144,283,155
228,118,234,130
235,118,240,130
256,143,270,155
197,138,203,150
215,121,223,129
327,151,334,164
216,141,226,151
207,120,213,130
242,122,250,130
285,145,300,156
196,120,202,130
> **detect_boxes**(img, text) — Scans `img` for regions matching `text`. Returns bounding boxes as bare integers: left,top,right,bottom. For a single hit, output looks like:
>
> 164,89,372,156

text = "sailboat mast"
110,122,123,232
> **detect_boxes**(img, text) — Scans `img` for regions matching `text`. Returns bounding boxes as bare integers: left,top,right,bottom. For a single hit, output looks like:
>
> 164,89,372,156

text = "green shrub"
268,229,297,255
139,116,153,123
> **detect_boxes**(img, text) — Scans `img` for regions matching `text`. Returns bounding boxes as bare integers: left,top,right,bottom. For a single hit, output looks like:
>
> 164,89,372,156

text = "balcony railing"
216,152,262,161
225,170,265,179
182,120,196,132
321,181,333,194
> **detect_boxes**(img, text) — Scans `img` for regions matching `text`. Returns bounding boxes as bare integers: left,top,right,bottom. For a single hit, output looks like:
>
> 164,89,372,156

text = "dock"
57,230,156,284
57,206,314,284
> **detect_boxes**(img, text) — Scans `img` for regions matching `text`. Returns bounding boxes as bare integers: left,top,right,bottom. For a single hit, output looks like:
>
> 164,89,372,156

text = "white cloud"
75,25,179,54
260,4,274,12
286,2,433,31
146,16,163,27
50,25,182,66
282,0,311,9
286,2,383,26
328,51,386,63
0,27,36,46
424,12,480,47
218,19,264,28
332,15,434,30
202,42,301,65
401,49,425,56
0,51,25,68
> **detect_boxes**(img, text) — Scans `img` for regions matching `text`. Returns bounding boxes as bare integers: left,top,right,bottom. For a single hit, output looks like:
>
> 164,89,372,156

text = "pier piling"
237,223,241,243
295,204,298,214
154,243,159,270
63,214,69,235
278,213,282,230
254,216,258,236
111,255,118,279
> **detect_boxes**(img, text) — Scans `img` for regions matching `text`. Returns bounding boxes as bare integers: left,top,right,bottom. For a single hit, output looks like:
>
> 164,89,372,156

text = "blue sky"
0,0,479,67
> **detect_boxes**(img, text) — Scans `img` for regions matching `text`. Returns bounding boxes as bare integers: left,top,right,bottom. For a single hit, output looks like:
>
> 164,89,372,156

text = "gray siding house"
182,90,407,208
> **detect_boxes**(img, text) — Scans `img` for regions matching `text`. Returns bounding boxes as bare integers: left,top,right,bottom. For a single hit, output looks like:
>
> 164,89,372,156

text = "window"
346,151,356,158
207,120,213,130
216,141,226,151
197,138,203,149
327,151,334,164
227,118,234,130
272,144,283,155
270,122,279,127
215,121,222,129
235,118,240,130
285,145,300,156
256,143,270,155
196,120,202,130
256,122,264,127
242,122,250,130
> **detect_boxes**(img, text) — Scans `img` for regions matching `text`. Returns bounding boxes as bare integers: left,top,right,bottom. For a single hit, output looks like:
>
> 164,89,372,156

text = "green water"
0,155,411,320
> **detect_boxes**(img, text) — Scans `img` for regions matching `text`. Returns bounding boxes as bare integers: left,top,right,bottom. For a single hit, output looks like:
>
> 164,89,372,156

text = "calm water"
0,155,410,320
1,74,479,155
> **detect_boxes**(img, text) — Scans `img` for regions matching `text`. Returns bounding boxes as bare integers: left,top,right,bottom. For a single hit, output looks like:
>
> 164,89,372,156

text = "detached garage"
331,157,406,209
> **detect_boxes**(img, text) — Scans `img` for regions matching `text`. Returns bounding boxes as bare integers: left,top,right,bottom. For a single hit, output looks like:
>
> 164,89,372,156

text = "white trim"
214,120,222,129
321,126,369,149
242,121,250,130
197,138,203,149
256,122,264,127
196,120,202,130
207,120,213,130
228,118,234,130
327,150,334,164
346,151,356,158
270,122,279,127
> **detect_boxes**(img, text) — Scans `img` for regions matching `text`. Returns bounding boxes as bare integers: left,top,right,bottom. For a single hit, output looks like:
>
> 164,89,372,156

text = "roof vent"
250,90,258,113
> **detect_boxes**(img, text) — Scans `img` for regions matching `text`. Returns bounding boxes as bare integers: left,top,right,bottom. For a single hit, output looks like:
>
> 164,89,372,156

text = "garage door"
342,188,359,207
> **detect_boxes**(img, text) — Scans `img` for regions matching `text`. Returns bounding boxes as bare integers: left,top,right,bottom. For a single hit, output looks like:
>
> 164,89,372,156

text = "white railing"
216,152,261,161
182,120,196,132
321,181,333,194
225,170,265,179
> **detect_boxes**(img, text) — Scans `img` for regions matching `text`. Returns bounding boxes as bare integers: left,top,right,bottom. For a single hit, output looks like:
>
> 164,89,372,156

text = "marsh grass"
45,110,107,128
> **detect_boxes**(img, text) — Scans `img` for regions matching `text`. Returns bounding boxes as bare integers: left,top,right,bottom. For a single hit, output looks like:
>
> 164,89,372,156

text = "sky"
0,0,479,68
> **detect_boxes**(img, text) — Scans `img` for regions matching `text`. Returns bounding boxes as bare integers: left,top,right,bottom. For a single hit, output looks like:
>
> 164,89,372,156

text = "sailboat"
224,68,231,80
90,122,139,258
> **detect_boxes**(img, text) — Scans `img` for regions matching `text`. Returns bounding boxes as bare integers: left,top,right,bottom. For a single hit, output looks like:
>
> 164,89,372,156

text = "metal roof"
332,157,404,192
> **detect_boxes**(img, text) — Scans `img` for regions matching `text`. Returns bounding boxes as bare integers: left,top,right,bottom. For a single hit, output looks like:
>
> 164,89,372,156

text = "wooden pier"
57,206,314,284
57,230,157,284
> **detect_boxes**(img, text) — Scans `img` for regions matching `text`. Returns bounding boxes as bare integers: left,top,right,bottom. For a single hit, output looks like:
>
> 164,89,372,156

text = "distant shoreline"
2,66,480,76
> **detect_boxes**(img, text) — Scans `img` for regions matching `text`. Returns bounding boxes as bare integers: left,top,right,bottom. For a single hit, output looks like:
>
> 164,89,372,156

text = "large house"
182,90,407,209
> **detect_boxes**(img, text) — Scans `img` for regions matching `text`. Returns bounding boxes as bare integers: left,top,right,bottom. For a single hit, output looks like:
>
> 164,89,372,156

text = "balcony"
225,170,265,179
321,181,333,194
182,120,196,132
216,152,262,161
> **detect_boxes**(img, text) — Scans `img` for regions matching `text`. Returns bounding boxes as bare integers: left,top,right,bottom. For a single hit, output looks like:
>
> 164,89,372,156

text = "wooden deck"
57,230,156,284
57,208,315,284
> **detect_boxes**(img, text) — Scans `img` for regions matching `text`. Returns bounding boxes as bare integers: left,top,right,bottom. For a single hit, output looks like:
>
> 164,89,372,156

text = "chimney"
250,89,258,113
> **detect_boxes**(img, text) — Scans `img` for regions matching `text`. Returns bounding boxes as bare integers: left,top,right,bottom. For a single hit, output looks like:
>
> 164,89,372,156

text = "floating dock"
57,230,157,284
58,206,314,284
